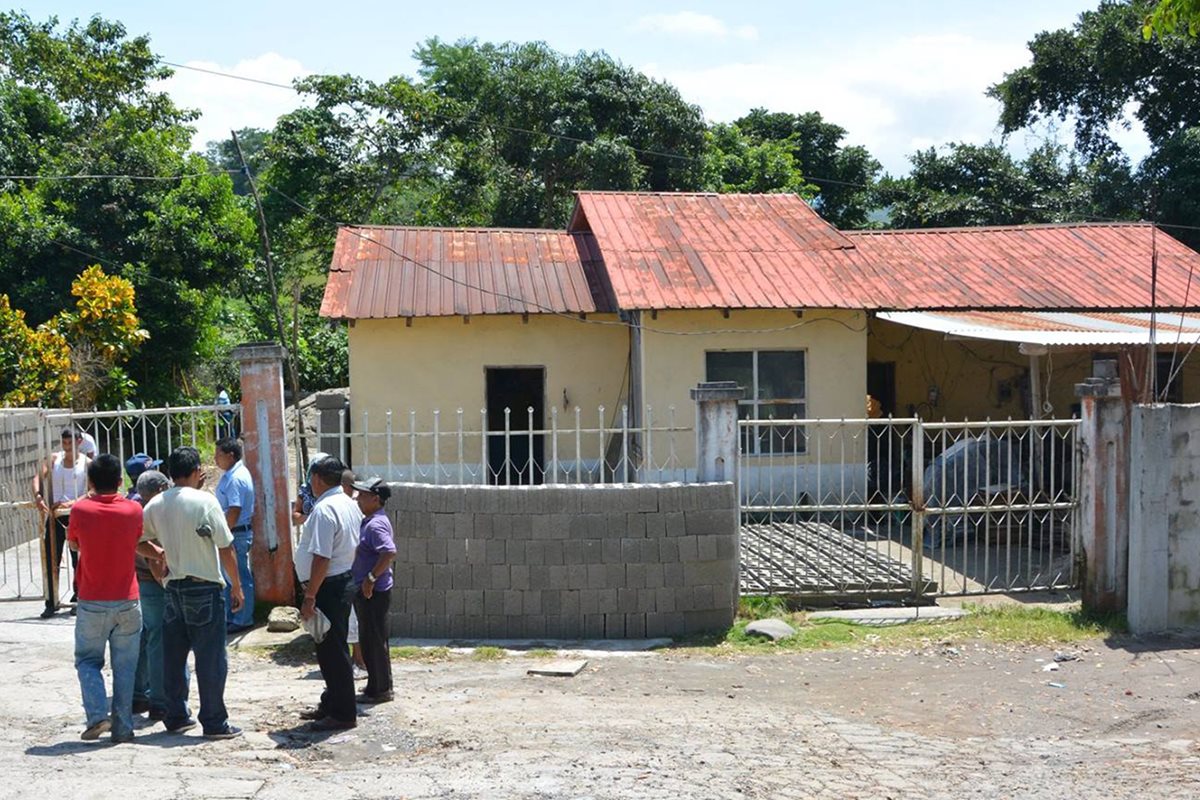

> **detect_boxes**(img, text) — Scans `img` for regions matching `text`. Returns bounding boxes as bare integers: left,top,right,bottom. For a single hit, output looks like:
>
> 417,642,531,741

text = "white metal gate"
738,417,1081,599
0,404,241,603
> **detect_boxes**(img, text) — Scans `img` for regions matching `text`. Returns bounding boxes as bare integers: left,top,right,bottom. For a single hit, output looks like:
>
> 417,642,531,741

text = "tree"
0,294,73,406
704,123,815,196
1145,0,1200,36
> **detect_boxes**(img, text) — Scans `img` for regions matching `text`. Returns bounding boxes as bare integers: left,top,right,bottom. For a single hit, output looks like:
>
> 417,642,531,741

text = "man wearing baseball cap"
350,477,396,704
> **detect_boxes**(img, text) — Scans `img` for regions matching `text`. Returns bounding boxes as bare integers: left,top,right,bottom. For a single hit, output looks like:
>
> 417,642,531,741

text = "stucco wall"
384,482,739,639
1128,403,1200,632
869,318,1200,421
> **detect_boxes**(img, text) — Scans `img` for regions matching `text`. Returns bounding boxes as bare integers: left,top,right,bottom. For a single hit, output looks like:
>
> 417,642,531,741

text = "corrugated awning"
877,310,1200,346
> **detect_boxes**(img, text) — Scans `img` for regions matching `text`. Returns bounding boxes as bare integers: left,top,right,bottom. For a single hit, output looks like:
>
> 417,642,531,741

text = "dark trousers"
163,578,230,735
42,515,78,611
314,572,356,723
353,587,393,698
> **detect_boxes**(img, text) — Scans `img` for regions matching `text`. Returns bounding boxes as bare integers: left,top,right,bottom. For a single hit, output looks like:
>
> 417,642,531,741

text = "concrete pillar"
1075,373,1128,614
232,342,295,605
1127,405,1171,633
690,381,745,483
315,391,350,465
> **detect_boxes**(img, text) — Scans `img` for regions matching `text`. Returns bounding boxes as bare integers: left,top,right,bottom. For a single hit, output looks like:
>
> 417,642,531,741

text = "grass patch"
470,646,507,661
680,604,1126,655
524,648,559,659
390,645,453,661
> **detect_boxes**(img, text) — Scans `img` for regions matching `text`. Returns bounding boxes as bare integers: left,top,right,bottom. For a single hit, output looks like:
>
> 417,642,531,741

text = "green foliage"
0,294,74,405
1144,0,1200,36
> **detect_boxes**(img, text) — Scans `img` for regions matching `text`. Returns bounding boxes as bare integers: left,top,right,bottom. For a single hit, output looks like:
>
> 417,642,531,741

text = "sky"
36,1,1151,175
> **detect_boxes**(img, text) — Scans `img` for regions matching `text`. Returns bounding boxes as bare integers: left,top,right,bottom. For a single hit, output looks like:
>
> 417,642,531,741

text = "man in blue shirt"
215,438,255,632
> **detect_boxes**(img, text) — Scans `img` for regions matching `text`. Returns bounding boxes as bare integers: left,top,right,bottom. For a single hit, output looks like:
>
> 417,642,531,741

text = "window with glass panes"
705,350,806,453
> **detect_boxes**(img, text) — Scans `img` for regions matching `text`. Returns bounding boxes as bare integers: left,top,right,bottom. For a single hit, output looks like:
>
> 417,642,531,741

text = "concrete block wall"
384,483,739,639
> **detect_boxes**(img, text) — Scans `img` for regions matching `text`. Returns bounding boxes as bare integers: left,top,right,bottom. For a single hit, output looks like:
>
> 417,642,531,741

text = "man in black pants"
350,477,397,703
33,428,90,618
295,457,363,731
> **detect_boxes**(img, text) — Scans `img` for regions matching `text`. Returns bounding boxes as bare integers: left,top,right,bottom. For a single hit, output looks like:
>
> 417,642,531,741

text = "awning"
876,310,1200,347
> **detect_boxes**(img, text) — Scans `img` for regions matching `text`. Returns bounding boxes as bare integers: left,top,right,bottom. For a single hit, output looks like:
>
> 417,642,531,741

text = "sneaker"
81,719,111,741
308,716,356,732
165,719,198,734
203,725,243,740
39,606,56,619
110,732,134,745
299,706,326,721
352,665,368,681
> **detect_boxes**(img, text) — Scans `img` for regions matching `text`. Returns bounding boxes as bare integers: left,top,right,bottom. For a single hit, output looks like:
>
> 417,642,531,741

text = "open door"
485,367,545,484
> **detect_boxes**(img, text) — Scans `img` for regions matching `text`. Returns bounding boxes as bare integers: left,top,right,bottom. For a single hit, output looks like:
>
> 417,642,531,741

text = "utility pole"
231,129,309,469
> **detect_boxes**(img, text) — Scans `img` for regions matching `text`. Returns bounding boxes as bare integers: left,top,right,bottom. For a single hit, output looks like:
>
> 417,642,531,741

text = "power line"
0,172,238,181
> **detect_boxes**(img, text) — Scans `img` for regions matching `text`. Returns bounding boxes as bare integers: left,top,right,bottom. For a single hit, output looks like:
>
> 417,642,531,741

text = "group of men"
35,426,396,743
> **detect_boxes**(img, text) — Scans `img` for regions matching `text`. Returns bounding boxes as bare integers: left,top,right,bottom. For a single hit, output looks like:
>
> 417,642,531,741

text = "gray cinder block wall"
384,483,739,639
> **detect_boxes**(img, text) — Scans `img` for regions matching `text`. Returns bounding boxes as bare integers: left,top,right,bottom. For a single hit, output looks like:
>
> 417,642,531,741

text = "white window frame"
705,349,807,455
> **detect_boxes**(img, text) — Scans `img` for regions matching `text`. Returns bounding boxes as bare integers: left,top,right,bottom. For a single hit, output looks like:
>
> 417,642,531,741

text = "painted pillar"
1127,404,1172,633
232,343,295,605
691,381,745,483
1075,369,1128,614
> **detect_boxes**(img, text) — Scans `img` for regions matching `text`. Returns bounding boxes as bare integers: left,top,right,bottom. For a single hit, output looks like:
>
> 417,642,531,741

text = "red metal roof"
320,226,615,319
568,192,868,310
846,223,1200,311
877,310,1200,346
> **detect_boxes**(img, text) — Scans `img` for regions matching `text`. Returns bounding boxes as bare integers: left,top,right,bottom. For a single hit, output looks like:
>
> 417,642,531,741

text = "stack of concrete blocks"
385,482,739,639
0,409,55,555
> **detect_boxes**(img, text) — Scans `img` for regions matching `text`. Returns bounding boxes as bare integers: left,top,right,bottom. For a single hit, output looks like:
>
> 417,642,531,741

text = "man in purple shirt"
350,477,396,703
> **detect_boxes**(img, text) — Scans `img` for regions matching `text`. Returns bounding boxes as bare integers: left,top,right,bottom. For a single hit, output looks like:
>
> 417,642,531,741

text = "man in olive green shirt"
138,447,243,739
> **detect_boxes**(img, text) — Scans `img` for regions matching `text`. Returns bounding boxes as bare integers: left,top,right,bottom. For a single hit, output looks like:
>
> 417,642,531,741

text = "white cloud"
632,11,758,41
156,53,312,151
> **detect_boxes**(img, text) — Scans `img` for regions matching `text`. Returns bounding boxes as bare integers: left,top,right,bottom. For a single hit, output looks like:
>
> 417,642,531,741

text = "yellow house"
320,192,1200,486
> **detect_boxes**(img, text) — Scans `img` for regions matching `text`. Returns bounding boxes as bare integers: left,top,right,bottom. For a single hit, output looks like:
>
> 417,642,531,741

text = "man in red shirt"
67,453,144,744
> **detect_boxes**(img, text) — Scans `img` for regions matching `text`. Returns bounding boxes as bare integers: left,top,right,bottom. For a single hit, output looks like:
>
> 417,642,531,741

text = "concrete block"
675,585,696,612
431,564,453,591
506,539,527,565
473,514,494,539
548,513,572,539
526,540,545,566
503,589,522,616
486,615,507,638
665,512,686,538
684,608,733,634
696,534,719,562
579,486,612,513
645,612,669,638
427,539,448,564
391,539,409,565
562,539,584,564
640,539,659,563
586,564,606,589
625,563,646,589
543,615,568,639
426,591,446,616
644,562,665,589
684,510,726,536
445,590,465,616
580,589,599,615
621,538,641,563
604,613,625,639
617,588,638,613
445,538,467,564
700,483,737,510
685,561,729,588
392,563,414,589
542,589,561,616
657,484,682,512
716,534,736,561
510,515,532,539
625,513,647,538
692,584,715,610
605,563,625,589
655,588,677,613
483,589,504,615
560,589,581,617
568,514,589,539
677,536,699,563
602,538,622,564
663,562,685,587
657,538,679,564
408,539,428,564
492,514,513,539
407,589,427,615
582,539,603,564
390,613,412,636
531,514,555,540
486,539,507,565
471,563,492,589
644,513,666,539
583,514,609,539
522,615,547,638
567,564,588,590
606,513,627,538
454,513,474,539
464,589,484,616
678,487,703,512
598,587,619,613
447,615,467,638
413,564,433,589
466,539,487,565
490,564,511,590
543,540,564,566
511,564,530,591
459,615,484,636
636,588,657,613
548,565,568,589
451,563,473,589
529,565,551,591
543,487,580,514
625,613,647,639
635,486,661,512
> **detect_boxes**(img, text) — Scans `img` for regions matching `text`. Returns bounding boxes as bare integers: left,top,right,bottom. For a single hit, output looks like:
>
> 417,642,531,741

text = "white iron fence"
304,405,694,485
0,404,241,602
738,417,1080,598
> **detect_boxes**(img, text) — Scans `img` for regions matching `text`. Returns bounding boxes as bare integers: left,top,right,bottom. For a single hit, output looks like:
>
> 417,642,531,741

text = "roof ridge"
342,224,570,234
574,190,804,199
846,221,1151,235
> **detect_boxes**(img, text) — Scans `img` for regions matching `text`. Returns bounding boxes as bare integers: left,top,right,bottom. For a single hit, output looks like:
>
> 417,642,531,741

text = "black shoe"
165,718,197,734
132,699,151,715
110,731,134,745
356,692,393,704
299,707,326,721
69,606,76,617
203,725,242,740
149,708,167,722
308,716,356,732
39,607,56,619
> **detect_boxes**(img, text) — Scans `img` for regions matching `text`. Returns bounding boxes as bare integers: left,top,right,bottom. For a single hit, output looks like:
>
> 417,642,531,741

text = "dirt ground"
3,599,1200,799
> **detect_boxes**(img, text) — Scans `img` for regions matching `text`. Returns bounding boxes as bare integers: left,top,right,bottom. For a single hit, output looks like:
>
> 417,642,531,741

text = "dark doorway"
867,362,897,416
486,367,545,485
866,361,905,512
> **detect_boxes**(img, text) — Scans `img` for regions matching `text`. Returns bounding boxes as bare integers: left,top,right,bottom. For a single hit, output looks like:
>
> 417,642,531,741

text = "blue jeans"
134,578,167,713
163,579,230,735
224,529,255,630
75,600,142,738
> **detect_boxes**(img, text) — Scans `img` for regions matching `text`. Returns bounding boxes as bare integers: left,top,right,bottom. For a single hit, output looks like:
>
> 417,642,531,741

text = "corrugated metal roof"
878,310,1200,346
847,223,1200,311
569,192,869,310
319,226,615,319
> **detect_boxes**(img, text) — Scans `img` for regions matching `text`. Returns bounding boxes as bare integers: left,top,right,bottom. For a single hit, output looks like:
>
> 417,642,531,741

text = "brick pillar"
690,381,745,483
1075,371,1128,614
315,391,350,465
232,343,295,605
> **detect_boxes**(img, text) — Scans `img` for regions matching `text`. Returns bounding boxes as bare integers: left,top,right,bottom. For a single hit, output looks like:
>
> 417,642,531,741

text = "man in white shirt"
33,427,90,618
295,456,363,731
